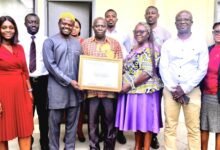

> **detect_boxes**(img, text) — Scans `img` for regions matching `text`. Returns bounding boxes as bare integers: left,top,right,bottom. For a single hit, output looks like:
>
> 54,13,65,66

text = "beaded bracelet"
28,88,33,92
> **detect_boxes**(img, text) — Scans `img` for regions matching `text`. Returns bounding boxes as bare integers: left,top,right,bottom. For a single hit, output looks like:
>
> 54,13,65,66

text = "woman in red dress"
0,16,33,150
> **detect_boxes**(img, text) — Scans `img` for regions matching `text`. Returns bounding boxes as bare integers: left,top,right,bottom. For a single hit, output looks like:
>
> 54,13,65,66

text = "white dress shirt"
159,33,209,94
20,33,48,77
152,25,171,51
106,27,131,59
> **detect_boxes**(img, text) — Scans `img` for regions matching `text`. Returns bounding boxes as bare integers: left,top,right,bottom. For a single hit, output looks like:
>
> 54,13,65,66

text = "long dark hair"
0,16,19,45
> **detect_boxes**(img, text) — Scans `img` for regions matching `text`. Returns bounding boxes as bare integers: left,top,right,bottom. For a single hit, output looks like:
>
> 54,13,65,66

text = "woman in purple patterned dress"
115,22,163,150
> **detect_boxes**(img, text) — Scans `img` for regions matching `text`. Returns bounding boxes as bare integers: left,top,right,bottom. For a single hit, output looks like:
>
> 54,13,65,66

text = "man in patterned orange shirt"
82,17,122,150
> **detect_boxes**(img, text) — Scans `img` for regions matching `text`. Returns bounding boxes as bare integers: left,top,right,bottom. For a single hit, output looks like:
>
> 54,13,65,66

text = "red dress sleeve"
16,44,29,79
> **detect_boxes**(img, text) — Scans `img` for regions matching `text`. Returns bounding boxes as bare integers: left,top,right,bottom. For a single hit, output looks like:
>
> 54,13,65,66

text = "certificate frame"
78,55,123,92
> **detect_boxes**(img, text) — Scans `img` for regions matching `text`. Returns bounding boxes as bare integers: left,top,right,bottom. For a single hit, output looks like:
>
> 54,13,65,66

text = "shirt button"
178,75,180,77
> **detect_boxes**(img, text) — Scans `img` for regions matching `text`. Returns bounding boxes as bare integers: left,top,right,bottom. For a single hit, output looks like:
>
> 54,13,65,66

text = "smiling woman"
115,22,163,150
0,16,34,150
0,0,33,40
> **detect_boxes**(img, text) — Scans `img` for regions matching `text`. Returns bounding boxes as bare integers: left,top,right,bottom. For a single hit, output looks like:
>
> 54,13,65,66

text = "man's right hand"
71,80,81,90
172,85,185,100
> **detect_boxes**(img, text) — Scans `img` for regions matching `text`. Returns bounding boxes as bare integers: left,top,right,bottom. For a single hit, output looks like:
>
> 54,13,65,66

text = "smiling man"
159,10,209,150
43,12,82,150
82,17,122,150
145,6,171,51
21,13,49,150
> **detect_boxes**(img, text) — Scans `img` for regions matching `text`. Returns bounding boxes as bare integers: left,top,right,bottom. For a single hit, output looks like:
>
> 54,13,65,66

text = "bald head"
175,10,193,22
93,17,107,27
92,17,107,40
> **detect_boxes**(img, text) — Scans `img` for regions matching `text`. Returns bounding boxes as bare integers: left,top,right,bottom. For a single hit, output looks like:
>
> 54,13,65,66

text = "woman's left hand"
120,83,131,93
29,92,34,104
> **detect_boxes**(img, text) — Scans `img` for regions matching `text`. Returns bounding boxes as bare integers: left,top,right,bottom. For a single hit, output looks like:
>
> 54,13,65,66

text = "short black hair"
213,22,220,29
105,9,117,17
24,13,39,23
146,6,158,13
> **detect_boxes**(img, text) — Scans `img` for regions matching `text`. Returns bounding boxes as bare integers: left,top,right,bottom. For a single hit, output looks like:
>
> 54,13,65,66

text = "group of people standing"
0,4,219,150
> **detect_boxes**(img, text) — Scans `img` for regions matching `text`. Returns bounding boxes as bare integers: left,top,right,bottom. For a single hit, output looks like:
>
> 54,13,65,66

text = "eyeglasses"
176,18,192,23
212,30,220,35
133,30,148,35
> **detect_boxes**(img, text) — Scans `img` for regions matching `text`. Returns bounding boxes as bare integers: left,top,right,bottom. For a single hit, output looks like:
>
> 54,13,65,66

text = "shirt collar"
91,36,111,43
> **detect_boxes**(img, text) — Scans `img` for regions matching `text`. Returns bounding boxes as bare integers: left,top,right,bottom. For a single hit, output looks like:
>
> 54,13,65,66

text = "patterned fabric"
82,36,122,98
123,47,162,94
106,28,131,58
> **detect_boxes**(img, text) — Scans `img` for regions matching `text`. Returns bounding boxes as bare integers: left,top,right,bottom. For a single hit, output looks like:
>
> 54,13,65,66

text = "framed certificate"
78,55,123,92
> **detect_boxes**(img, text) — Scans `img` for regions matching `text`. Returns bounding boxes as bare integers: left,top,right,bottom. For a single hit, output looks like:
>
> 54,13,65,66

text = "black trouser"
30,75,49,146
88,97,116,150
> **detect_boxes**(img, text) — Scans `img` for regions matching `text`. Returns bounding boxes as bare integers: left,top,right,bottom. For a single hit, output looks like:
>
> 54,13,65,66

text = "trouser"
30,75,49,146
88,97,116,150
163,87,201,150
49,106,80,150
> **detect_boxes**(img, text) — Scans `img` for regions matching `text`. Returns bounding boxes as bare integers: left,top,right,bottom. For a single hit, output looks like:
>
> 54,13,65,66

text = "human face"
105,11,118,28
25,15,39,35
213,24,220,44
93,18,107,40
71,21,80,37
175,11,193,35
0,20,15,41
59,18,74,36
145,7,159,26
134,24,149,45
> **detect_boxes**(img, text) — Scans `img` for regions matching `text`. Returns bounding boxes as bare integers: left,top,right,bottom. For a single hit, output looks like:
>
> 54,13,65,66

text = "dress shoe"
40,140,49,150
116,131,126,144
99,131,104,142
77,131,86,142
41,145,49,150
150,135,160,149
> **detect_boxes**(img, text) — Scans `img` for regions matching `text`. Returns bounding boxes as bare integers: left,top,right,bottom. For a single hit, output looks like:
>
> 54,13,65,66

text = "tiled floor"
8,106,215,150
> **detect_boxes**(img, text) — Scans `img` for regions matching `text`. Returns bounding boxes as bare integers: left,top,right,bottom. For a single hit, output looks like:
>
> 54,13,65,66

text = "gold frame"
78,55,123,92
